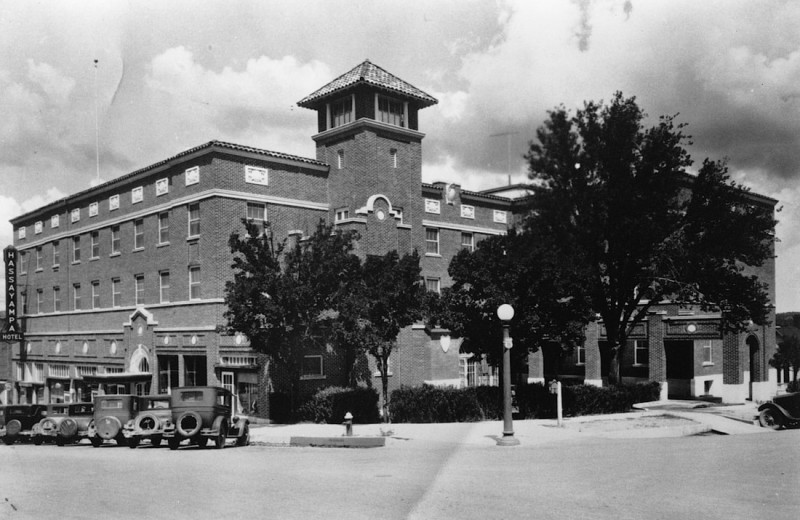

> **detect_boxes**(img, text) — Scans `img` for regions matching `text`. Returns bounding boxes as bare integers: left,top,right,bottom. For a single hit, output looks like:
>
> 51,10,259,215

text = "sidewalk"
247,400,771,447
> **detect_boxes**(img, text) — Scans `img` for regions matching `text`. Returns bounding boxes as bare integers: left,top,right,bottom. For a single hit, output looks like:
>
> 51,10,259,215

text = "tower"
297,60,438,255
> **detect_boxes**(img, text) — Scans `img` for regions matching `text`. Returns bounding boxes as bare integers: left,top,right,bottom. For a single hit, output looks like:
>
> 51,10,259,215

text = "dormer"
297,59,438,134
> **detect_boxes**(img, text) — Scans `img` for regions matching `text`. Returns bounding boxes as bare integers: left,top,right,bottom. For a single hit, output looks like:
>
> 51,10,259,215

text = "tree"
771,335,800,383
223,219,362,417
429,230,590,369
356,250,426,421
524,92,776,384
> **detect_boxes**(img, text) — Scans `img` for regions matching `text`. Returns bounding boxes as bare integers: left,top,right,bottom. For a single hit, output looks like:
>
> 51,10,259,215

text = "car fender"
758,402,790,419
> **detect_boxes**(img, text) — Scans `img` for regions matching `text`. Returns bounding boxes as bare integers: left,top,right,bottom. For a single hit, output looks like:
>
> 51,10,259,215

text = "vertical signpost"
2,246,24,343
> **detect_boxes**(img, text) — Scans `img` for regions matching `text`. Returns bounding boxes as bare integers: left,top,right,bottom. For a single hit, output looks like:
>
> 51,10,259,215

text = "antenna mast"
489,131,518,185
94,59,100,184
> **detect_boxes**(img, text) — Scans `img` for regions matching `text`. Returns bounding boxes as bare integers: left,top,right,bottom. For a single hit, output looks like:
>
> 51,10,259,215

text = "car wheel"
759,408,784,430
56,436,65,447
168,436,181,451
33,435,43,446
214,422,228,450
151,435,162,448
176,412,202,438
1,437,14,446
236,424,250,447
128,435,140,449
90,436,102,448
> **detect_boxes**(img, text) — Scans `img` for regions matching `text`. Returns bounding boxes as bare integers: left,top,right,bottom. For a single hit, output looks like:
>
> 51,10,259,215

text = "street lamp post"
496,304,520,446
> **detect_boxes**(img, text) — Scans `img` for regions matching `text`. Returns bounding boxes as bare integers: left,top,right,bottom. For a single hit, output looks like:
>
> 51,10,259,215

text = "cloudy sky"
1,0,800,311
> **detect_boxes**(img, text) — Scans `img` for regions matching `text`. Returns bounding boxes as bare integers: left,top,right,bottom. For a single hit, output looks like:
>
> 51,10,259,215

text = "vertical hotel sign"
2,245,24,342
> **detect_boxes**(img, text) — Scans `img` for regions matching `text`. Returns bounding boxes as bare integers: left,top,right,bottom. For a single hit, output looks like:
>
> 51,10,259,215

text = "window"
89,202,98,217
335,209,349,222
425,199,440,214
390,148,397,168
377,95,405,127
135,275,144,305
20,252,27,275
53,286,61,312
158,213,169,244
91,281,100,309
34,221,42,234
184,356,207,386
425,278,441,294
91,231,100,259
71,209,80,223
109,194,120,211
634,340,649,366
188,204,200,237
73,284,81,311
21,292,27,314
577,344,586,365
18,226,26,239
302,355,324,378
425,228,439,255
112,278,121,307
52,241,60,267
245,166,268,186
51,215,59,228
72,236,81,263
134,219,144,250
35,247,42,271
36,289,43,314
111,225,120,255
330,96,353,128
702,340,713,364
185,166,199,186
337,150,344,169
246,202,266,221
189,267,201,300
159,271,170,303
461,232,474,252
132,186,143,204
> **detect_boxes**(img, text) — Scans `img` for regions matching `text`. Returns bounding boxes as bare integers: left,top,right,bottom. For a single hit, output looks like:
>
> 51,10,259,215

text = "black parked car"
758,392,800,430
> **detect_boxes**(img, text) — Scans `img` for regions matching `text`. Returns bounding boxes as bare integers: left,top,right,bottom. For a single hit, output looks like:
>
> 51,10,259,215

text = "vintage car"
0,404,48,445
33,403,94,446
87,395,140,447
165,386,250,450
758,391,800,430
124,395,172,448
31,404,70,445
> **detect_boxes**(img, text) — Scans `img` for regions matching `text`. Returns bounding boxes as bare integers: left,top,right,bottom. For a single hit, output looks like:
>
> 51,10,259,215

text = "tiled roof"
297,60,438,108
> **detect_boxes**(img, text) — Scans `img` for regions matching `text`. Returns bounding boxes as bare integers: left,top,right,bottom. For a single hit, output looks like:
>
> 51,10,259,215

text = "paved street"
1,427,798,520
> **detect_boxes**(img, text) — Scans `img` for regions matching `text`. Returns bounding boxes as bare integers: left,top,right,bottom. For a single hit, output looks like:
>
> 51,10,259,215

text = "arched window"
138,357,150,373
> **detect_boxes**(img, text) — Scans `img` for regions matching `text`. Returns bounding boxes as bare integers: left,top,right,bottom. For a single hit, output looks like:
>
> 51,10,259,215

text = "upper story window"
425,228,440,256
111,225,121,255
377,95,405,127
335,209,349,222
18,226,26,240
52,241,60,267
35,247,42,271
425,277,441,294
390,148,398,168
72,236,81,263
35,221,43,234
158,213,170,244
246,202,267,222
91,231,100,259
71,208,80,223
330,96,353,128
188,204,200,237
337,150,344,169
135,274,145,305
634,340,649,366
134,219,144,250
109,194,120,211
51,215,60,228
89,202,99,217
461,232,474,252
189,266,201,300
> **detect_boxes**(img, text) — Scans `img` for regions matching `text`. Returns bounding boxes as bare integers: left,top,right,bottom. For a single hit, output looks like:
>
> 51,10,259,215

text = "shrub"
788,379,800,393
268,392,291,424
389,385,485,423
298,386,380,424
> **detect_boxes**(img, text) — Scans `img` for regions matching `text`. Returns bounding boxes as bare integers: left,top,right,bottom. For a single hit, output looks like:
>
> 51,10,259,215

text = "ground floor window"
184,356,207,387
159,355,179,393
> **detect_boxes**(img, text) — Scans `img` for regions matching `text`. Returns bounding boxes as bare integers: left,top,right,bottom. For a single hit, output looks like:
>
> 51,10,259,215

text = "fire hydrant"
343,412,353,436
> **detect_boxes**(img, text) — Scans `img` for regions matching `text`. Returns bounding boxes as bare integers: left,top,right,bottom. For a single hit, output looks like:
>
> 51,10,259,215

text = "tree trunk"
608,343,623,385
381,356,390,423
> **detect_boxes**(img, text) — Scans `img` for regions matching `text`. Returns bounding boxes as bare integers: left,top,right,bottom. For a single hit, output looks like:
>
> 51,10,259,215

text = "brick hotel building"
1,61,779,413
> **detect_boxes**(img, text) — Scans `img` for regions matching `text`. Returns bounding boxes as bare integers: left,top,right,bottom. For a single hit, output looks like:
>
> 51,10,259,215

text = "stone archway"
746,335,760,401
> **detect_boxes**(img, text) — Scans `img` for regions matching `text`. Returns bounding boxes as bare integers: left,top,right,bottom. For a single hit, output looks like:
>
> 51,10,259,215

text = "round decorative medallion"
686,324,697,333
191,335,198,345
26,342,31,354
163,336,170,345
82,342,89,354
110,341,117,355
376,209,386,221
235,334,243,345
55,341,61,354
137,325,143,336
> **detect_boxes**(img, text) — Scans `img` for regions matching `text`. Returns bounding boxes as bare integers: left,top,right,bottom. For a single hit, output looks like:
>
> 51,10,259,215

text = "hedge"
388,381,662,423
297,386,381,424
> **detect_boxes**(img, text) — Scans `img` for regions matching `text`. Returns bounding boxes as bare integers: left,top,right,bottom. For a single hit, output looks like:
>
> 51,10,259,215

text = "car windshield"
179,391,205,402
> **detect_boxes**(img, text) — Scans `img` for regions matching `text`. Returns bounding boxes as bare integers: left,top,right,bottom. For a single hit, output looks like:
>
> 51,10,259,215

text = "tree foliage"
771,335,800,382
223,219,361,414
524,92,776,383
429,230,590,367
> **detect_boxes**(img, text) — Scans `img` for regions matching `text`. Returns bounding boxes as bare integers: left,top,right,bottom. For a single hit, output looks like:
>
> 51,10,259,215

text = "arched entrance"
746,335,760,401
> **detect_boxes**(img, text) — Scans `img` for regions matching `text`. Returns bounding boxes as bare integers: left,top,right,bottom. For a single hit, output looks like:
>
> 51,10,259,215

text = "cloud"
26,60,76,106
